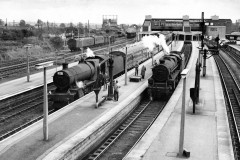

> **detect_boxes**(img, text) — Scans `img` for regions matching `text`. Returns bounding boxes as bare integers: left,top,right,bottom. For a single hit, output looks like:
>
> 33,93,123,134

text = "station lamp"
35,61,54,141
23,44,33,82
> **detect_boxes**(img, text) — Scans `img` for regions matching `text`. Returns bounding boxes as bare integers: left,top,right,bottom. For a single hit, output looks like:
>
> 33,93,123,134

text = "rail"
83,100,166,160
214,54,240,159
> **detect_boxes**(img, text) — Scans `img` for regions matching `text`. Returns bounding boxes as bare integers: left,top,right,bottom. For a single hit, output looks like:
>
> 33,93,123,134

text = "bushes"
49,36,63,51
1,29,34,41
0,37,55,61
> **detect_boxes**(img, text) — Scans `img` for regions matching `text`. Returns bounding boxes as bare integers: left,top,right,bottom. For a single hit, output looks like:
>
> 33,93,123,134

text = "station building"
141,15,232,41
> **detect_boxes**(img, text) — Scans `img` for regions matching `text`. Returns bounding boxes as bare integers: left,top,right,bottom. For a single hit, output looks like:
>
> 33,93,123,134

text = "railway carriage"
76,37,95,49
67,35,115,51
94,36,105,45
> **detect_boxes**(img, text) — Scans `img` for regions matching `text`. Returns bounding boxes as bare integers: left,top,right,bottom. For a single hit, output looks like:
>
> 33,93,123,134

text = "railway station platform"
229,44,240,50
0,41,182,101
124,42,234,160
0,62,78,100
0,41,183,160
228,44,240,53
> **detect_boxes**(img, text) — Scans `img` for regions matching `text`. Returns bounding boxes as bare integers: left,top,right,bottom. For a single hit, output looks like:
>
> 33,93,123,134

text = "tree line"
0,19,92,41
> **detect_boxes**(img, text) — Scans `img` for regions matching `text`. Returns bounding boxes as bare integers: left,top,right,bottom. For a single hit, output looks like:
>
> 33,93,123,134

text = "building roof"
231,32,240,35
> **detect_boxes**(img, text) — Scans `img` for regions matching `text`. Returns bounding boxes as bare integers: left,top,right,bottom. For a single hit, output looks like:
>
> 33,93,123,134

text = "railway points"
0,41,183,160
123,42,234,160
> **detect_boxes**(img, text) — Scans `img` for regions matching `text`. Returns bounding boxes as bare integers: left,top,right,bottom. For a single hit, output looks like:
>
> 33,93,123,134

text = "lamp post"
151,52,154,66
108,56,114,99
23,44,32,82
55,50,58,72
108,35,111,53
175,33,176,46
125,46,128,85
35,61,54,141
179,68,190,157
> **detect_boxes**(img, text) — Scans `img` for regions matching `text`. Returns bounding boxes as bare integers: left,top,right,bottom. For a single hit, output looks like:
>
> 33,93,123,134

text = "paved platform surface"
229,44,240,51
0,62,79,100
124,42,234,160
0,41,183,160
0,41,182,100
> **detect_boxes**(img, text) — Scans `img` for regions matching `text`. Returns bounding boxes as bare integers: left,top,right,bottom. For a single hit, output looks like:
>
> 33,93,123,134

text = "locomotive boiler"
49,55,109,108
148,51,183,99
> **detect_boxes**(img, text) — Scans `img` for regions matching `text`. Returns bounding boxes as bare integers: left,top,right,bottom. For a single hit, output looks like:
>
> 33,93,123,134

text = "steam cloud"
85,47,95,57
76,81,84,88
142,34,170,55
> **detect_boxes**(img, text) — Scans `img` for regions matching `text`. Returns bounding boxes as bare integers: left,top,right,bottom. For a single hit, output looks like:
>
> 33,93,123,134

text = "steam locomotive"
148,51,184,99
49,41,160,109
67,35,115,52
126,28,137,39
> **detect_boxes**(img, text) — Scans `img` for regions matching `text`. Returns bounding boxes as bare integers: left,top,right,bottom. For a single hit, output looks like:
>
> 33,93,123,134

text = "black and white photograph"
0,0,240,159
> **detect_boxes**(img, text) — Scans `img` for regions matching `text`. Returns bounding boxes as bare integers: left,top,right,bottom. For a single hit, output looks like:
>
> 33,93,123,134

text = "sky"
0,0,239,25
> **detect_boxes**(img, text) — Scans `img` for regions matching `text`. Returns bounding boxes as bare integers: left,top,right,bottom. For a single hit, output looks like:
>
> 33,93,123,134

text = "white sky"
0,0,239,25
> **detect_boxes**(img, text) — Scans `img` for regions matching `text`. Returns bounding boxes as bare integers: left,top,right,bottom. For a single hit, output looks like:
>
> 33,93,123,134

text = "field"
0,37,56,61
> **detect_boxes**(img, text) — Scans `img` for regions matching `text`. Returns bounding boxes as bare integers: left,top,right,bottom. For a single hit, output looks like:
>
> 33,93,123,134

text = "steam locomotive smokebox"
129,75,142,82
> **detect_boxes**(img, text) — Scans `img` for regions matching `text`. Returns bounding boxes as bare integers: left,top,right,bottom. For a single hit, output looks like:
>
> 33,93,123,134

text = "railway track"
214,54,240,160
221,47,240,65
0,83,55,141
82,99,166,160
0,38,131,69
0,58,55,80
81,43,193,160
0,38,134,81
181,42,192,68
0,39,171,141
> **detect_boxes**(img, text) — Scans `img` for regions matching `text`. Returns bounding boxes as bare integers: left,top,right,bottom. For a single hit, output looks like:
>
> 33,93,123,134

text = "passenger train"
49,41,160,109
49,33,173,109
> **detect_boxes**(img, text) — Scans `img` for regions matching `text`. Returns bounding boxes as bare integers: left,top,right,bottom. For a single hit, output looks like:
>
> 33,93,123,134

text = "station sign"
35,61,54,69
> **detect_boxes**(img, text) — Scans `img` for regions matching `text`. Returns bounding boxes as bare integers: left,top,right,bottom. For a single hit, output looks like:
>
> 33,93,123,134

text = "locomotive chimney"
160,58,165,64
62,63,68,69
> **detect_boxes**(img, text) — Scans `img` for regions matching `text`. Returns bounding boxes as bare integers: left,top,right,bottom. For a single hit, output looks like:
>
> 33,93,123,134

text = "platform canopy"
173,31,201,36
